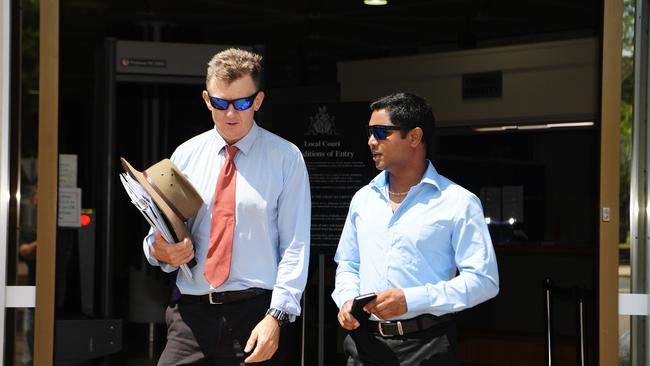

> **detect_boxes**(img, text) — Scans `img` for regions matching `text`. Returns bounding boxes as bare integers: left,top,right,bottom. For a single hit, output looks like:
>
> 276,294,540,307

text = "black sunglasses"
368,125,410,140
208,91,259,111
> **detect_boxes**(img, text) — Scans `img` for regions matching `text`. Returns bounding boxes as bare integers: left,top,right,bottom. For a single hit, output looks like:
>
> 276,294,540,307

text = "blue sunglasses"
208,91,259,111
368,125,410,140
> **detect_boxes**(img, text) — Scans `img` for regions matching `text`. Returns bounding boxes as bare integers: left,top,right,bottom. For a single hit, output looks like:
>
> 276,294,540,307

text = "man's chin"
215,127,244,144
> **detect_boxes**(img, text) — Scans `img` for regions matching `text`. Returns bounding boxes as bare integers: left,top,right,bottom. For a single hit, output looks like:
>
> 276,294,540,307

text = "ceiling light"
473,121,594,132
364,0,387,5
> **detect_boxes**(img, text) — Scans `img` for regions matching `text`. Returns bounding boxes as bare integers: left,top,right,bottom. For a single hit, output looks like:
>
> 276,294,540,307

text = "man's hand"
150,232,194,267
19,241,37,260
244,315,281,363
337,299,360,330
365,288,407,320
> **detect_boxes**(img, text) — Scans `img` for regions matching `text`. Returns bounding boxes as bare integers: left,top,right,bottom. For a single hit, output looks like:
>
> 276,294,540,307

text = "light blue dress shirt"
332,161,499,320
143,123,311,316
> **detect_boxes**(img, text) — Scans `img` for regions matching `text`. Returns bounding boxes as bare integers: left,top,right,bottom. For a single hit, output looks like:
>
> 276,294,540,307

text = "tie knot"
225,145,239,160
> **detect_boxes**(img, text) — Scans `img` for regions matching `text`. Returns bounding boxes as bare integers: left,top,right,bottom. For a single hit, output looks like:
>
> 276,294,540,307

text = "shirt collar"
213,121,260,156
370,160,441,192
420,160,441,191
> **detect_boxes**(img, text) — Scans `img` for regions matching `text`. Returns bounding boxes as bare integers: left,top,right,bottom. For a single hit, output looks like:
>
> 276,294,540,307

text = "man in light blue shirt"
332,92,498,365
143,48,310,365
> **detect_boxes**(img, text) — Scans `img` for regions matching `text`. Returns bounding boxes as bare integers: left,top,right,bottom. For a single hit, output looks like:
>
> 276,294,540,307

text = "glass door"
3,0,59,365
620,0,650,365
3,0,40,364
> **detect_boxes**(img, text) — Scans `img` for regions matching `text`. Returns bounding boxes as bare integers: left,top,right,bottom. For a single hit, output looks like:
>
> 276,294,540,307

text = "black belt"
367,314,452,337
179,288,270,305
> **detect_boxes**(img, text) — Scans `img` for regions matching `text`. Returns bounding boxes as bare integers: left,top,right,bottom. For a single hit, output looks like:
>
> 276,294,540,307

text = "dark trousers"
157,292,285,366
344,319,459,366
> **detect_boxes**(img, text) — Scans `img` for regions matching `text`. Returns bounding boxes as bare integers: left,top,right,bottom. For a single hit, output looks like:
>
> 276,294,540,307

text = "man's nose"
368,134,378,147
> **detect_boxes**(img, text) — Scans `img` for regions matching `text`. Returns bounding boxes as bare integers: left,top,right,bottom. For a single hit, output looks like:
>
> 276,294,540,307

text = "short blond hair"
206,48,263,89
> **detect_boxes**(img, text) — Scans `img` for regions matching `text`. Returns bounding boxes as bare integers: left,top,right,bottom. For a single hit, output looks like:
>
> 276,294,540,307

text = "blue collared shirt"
143,123,311,316
332,161,499,320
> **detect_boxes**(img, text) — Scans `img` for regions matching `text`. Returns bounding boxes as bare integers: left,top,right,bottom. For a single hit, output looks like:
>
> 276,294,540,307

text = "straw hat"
120,157,203,242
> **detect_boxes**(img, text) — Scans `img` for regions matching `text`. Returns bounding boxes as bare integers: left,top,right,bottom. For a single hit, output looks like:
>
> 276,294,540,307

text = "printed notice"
272,103,375,246
58,187,82,227
59,154,78,188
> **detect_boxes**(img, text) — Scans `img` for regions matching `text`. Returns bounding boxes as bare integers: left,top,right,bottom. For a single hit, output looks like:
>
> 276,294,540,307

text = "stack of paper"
120,172,193,279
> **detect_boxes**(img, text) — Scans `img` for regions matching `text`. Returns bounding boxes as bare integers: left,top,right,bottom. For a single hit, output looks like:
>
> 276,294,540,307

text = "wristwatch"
266,308,290,327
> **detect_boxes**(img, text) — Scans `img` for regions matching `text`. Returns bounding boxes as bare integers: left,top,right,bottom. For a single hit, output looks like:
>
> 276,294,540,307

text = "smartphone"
351,293,377,320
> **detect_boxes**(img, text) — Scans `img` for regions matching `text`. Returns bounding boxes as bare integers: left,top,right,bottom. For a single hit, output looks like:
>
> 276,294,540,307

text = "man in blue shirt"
143,48,311,365
332,92,499,365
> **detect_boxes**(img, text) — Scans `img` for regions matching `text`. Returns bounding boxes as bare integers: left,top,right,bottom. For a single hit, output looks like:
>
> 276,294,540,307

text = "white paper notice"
59,154,78,188
58,187,82,227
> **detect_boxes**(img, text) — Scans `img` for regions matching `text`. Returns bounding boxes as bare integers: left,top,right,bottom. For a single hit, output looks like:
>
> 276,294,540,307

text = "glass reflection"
6,0,39,365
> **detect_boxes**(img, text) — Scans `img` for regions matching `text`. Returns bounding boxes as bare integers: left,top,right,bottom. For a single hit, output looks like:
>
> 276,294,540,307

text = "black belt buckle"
378,321,403,337
208,293,223,305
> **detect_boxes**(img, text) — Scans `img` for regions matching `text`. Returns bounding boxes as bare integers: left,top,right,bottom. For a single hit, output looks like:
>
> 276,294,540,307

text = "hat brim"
120,157,192,243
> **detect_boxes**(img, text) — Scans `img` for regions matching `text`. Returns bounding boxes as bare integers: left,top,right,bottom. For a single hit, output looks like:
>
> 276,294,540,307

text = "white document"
120,173,193,279
59,154,78,188
58,187,82,227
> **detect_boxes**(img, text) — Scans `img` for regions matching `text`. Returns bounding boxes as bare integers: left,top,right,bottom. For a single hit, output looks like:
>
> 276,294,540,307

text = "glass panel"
8,0,39,286
6,308,34,366
435,127,599,364
619,0,635,365
436,128,598,247
5,0,39,365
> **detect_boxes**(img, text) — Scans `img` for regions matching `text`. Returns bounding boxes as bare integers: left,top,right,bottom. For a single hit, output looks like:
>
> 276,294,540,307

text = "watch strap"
266,308,290,326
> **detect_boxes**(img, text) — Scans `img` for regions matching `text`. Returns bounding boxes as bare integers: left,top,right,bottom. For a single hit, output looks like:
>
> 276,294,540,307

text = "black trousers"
157,292,285,366
344,319,459,366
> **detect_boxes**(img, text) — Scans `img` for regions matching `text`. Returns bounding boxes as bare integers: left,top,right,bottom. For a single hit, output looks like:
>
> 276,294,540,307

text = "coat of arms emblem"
306,106,338,136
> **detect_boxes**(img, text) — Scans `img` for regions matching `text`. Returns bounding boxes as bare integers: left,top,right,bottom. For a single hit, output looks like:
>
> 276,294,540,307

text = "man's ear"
254,91,265,112
409,127,424,148
201,90,212,110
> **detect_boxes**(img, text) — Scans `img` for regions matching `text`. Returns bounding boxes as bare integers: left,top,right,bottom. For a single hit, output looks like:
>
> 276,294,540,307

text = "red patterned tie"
205,145,239,288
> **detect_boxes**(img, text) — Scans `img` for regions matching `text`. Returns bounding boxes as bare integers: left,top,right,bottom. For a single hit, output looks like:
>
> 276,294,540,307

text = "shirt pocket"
398,222,452,263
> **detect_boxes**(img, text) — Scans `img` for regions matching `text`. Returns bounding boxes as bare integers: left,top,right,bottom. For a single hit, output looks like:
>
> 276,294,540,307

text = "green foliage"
620,0,634,246
620,0,634,192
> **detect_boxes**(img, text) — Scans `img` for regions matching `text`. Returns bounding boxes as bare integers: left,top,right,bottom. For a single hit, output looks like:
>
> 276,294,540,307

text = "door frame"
0,0,12,360
0,0,624,364
600,0,623,364
32,0,59,364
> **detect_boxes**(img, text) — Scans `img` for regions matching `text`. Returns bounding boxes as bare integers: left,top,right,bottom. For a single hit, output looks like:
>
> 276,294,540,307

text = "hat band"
143,171,189,222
